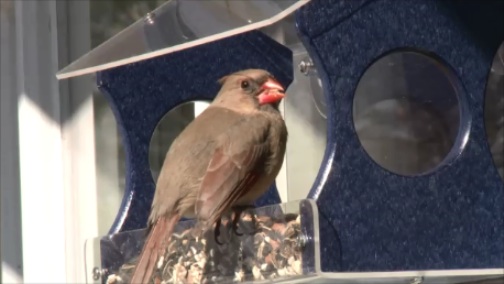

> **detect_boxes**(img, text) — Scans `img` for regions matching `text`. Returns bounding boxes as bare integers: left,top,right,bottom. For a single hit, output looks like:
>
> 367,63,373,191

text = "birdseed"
106,211,304,284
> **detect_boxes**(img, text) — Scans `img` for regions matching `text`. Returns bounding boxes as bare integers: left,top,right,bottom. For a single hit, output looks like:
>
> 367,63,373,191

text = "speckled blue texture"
296,0,504,272
97,31,293,234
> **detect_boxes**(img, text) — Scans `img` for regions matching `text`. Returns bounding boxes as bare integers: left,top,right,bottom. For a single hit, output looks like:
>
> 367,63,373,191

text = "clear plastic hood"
56,0,310,80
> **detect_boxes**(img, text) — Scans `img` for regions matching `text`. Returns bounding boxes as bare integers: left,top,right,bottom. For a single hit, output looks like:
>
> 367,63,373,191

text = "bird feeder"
57,0,504,283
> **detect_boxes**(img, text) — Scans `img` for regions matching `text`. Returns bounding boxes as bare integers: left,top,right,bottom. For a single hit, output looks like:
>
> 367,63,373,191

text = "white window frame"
1,0,98,283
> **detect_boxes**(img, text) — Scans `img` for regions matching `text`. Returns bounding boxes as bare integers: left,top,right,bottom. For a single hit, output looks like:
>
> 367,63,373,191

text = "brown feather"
130,69,287,284
130,213,180,284
195,142,268,229
217,75,229,85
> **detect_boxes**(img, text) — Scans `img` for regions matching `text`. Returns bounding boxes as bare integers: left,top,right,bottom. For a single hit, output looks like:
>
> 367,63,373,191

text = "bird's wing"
195,123,270,229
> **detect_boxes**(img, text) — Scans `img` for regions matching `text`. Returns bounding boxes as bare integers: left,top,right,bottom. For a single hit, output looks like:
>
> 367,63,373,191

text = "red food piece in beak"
258,78,285,105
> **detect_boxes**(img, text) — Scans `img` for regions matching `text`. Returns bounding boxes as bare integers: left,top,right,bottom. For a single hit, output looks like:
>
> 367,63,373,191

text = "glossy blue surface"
296,0,504,272
97,30,293,234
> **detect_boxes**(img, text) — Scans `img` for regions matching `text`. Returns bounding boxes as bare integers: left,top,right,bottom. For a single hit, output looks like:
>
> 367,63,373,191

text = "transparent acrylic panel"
484,42,504,182
85,236,102,284
85,197,504,284
285,43,327,202
85,199,319,284
57,0,311,80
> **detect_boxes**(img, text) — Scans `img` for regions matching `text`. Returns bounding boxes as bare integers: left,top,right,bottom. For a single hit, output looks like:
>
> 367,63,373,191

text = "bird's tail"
130,213,180,284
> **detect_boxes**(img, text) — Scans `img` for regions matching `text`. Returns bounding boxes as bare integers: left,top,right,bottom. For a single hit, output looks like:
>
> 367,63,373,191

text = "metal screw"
144,12,155,25
410,276,423,284
92,267,107,281
296,233,308,250
298,59,315,76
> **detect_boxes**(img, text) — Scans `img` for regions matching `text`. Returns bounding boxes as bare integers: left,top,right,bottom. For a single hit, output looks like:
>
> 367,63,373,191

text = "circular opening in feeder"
484,42,504,182
353,50,465,176
149,101,211,182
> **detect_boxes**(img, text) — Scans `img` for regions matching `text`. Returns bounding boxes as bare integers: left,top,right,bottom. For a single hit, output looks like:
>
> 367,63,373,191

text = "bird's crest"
217,75,229,85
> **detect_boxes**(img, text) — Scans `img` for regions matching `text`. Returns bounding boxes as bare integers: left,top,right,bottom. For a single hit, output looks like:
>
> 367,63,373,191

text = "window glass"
353,51,462,176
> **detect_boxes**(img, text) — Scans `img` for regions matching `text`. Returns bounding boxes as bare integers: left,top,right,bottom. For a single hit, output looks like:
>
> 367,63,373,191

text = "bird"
129,69,288,283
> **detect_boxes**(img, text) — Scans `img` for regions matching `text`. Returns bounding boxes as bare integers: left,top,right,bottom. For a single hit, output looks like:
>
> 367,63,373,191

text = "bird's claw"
230,205,258,236
231,216,244,236
213,218,225,245
213,206,258,244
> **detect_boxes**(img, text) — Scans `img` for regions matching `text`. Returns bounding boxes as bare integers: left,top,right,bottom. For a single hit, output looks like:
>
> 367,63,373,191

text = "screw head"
295,233,308,251
410,276,424,284
92,267,107,281
298,59,315,76
144,12,155,25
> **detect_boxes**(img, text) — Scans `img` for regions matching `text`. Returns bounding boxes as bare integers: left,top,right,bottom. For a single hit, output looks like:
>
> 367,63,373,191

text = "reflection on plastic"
484,42,504,181
299,56,327,119
56,0,310,80
86,199,319,284
353,51,463,176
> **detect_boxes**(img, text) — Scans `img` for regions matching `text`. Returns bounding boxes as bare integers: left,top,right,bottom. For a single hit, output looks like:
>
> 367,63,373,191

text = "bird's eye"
241,80,250,89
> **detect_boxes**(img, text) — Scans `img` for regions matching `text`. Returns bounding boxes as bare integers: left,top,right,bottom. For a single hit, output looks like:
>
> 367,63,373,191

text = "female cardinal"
130,69,288,283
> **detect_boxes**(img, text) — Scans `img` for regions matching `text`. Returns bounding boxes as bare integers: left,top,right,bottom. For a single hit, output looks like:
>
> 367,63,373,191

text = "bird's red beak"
258,78,285,105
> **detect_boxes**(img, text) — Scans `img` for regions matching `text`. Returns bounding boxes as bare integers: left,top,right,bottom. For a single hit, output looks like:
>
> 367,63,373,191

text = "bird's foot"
230,205,258,236
213,218,225,245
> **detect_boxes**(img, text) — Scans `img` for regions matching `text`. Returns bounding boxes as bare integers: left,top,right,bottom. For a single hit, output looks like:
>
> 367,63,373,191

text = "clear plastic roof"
56,0,310,80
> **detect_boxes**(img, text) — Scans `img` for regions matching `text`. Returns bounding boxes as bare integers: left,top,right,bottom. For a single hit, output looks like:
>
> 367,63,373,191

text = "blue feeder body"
296,0,504,272
96,0,504,276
